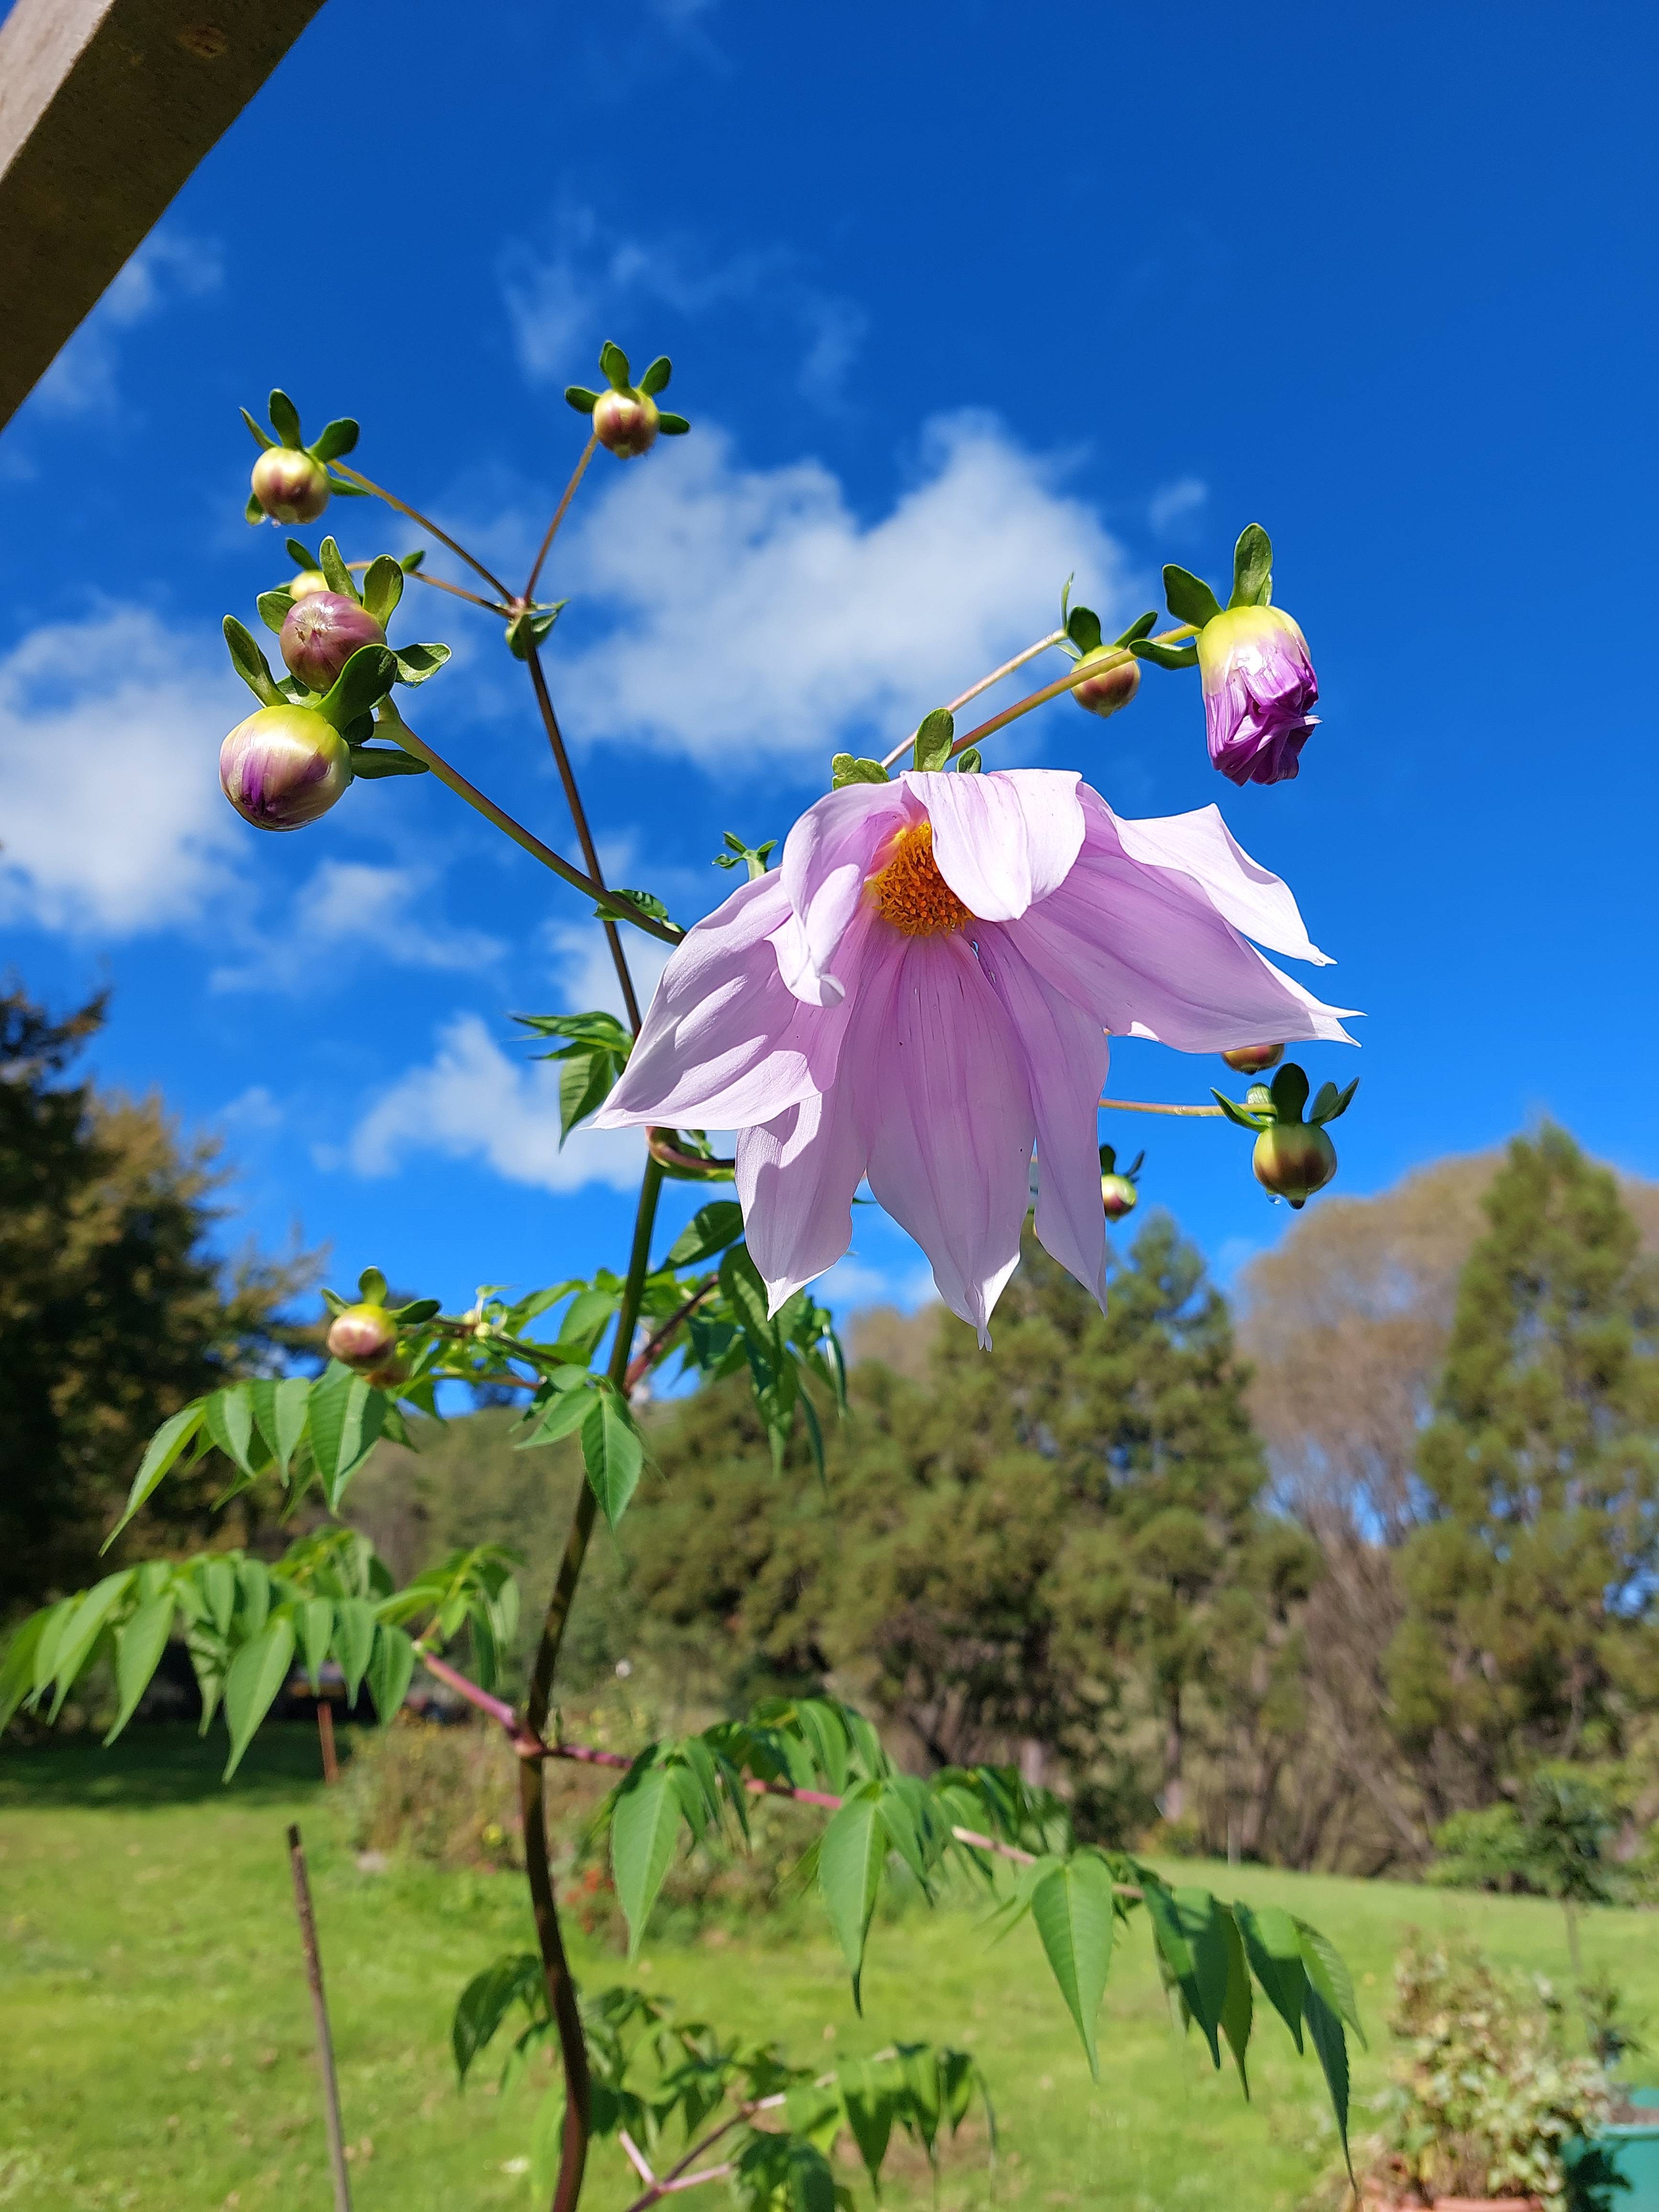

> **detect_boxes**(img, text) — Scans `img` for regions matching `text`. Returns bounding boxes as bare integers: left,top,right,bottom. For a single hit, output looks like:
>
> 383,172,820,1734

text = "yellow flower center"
869,822,974,938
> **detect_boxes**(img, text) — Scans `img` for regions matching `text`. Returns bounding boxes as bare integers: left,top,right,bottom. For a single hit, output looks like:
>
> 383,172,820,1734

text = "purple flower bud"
280,591,386,694
1100,1172,1139,1221
1252,1122,1337,1209
1072,649,1141,720
593,388,660,458
220,705,353,832
1195,605,1319,786
327,1302,398,1370
1221,1042,1284,1075
250,448,332,524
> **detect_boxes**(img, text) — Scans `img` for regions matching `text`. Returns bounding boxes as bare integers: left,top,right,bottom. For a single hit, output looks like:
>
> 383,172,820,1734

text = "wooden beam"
0,0,328,431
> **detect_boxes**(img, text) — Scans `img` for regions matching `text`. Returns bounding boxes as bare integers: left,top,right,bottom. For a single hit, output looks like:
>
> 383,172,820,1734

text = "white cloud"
1148,476,1208,534
346,1012,645,1193
35,231,223,418
556,411,1135,769
500,204,865,405
542,918,673,1025
221,1085,284,1132
212,861,505,993
818,1253,939,1312
0,606,243,933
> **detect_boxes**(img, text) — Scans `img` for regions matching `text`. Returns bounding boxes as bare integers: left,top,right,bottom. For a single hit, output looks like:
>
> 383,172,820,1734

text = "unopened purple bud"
327,1302,398,1370
251,448,332,525
1100,1173,1139,1222
280,591,386,693
1252,1123,1337,1209
220,705,353,832
1195,605,1319,786
1073,649,1140,720
593,388,660,459
1221,1042,1284,1075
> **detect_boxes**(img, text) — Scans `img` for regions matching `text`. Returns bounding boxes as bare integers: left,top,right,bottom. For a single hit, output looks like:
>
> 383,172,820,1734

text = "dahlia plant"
2,342,1367,2212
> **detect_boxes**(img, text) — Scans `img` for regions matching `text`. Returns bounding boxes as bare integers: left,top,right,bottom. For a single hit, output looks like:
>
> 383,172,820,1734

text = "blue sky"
2,0,1655,1326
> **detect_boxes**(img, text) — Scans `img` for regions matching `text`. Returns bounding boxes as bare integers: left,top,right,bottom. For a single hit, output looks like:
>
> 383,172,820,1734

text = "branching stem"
1098,1096,1226,1118
527,432,599,600
333,464,514,599
878,628,1067,772
948,623,1198,760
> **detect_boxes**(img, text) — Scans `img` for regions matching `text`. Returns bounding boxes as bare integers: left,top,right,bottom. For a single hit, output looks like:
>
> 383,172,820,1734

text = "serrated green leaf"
333,1598,376,1701
719,1244,773,1342
45,1571,134,1720
203,1386,258,1479
0,1611,51,1731
106,1402,206,1543
1146,1885,1233,2068
1229,523,1273,609
1163,564,1222,628
366,1622,414,1722
665,1201,744,1269
838,2061,895,2192
453,1953,542,2086
557,1048,619,1142
610,1755,682,1956
106,1595,176,1743
1029,1855,1116,2079
1304,1980,1351,2174
1219,1904,1253,2094
310,418,360,465
913,708,954,774
237,1557,272,1637
830,753,890,787
299,1599,333,1691
1234,1900,1305,2054
581,1389,644,1529
307,1365,386,1507
222,1615,295,1777
1296,1919,1364,2039
202,1555,236,1637
518,1378,599,1449
818,1782,886,2010
314,643,396,733
248,1376,310,1483
268,389,303,448
221,617,283,708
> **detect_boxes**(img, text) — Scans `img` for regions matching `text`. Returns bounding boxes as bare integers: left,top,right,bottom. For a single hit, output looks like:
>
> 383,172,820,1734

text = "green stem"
377,706,682,946
1098,1096,1225,1118
526,432,599,600
948,623,1199,760
333,464,513,600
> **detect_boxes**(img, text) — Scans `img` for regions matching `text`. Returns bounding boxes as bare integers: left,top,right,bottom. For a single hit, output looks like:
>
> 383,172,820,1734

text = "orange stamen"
869,823,973,938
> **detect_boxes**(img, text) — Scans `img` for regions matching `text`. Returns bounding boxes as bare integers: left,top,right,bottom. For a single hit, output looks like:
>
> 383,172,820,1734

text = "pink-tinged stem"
949,622,1198,759
526,432,599,599
617,2132,656,2187
877,628,1067,772
333,464,513,600
659,2167,735,2194
1099,1096,1225,1118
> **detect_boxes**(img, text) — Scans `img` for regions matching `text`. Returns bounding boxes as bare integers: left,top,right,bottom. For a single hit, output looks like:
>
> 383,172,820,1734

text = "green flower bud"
326,1302,398,1371
1100,1172,1139,1221
593,387,660,459
1221,1042,1284,1075
1073,648,1140,720
288,569,331,600
1251,1122,1337,1209
251,448,331,525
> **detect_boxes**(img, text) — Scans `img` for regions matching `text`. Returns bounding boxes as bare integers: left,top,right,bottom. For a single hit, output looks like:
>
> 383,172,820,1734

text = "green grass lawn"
6,1727,1659,2212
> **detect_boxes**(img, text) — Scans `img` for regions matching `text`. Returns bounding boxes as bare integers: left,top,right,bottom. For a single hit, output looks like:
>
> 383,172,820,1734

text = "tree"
1389,1126,1659,1814
0,983,315,1606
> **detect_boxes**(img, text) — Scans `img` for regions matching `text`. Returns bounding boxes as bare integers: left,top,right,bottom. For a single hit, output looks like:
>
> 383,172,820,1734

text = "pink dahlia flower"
594,770,1355,1342
1196,605,1319,786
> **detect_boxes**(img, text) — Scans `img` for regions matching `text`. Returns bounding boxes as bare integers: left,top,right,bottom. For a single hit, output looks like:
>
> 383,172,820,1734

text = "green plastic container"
1568,2114,1659,2212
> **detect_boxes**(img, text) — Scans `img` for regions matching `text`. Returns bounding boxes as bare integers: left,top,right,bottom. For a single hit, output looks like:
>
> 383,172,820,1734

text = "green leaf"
1296,1919,1364,2039
285,537,320,569
223,1615,296,1778
268,388,303,448
348,743,429,779
106,1595,176,1744
954,747,982,774
237,1558,272,1637
1303,1980,1352,2176
581,1389,644,1530
1163,564,1223,628
106,1402,206,1543
310,417,360,465
314,643,397,732
610,1755,682,1956
307,1365,386,1508
638,355,672,397
366,1622,415,1722
245,489,265,524
1113,610,1159,647
657,412,690,436
557,1047,620,1142
830,753,890,787
316,536,354,600
222,617,283,707
1131,637,1200,671
1229,522,1273,609
453,1954,542,2086
1029,1855,1116,2079
360,554,404,628
719,1243,773,1345
1310,1075,1360,1128
1066,605,1103,655
518,1377,599,1449
202,1556,236,1637
818,1782,886,2009
241,406,276,451
1219,1904,1253,2094
1210,1087,1270,1130
913,708,954,774
837,2060,895,2191
391,641,450,685
299,1599,333,1692
202,1385,257,1479
565,385,599,415
599,341,632,391
333,1598,376,1701
249,1376,310,1484
0,1611,50,1732
257,588,295,636
1172,1886,1235,2067
46,1571,134,1720
665,1201,744,1269
1233,1900,1305,2054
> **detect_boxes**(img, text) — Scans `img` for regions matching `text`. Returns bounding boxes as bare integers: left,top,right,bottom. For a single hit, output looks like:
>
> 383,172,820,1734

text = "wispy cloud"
500,203,867,407
0,605,242,933
555,411,1135,770
1148,476,1208,534
34,230,223,418
211,862,505,994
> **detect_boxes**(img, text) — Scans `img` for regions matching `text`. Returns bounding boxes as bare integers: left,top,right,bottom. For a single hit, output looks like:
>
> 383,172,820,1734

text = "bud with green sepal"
505,599,567,660
565,343,690,458
1099,1143,1144,1222
1060,585,1150,720
324,1267,400,1371
1210,1061,1358,1210
1155,525,1320,786
1221,1041,1284,1075
242,389,365,525
218,617,354,831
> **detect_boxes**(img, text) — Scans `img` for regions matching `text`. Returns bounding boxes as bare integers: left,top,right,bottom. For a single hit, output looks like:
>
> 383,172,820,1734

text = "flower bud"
327,1302,398,1371
593,387,660,459
1221,1042,1284,1075
1195,605,1318,786
288,569,331,601
220,705,353,832
1251,1122,1337,1209
280,591,386,694
251,448,332,525
1101,1172,1139,1221
1073,649,1141,720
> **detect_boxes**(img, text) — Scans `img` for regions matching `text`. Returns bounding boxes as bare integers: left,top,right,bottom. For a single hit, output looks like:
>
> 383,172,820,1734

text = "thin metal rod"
1098,1096,1225,1118
287,1824,352,2212
878,629,1067,771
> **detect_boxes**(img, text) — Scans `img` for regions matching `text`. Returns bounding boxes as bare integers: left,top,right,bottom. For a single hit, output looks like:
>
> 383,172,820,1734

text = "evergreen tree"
1388,1126,1659,1812
0,984,315,1606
